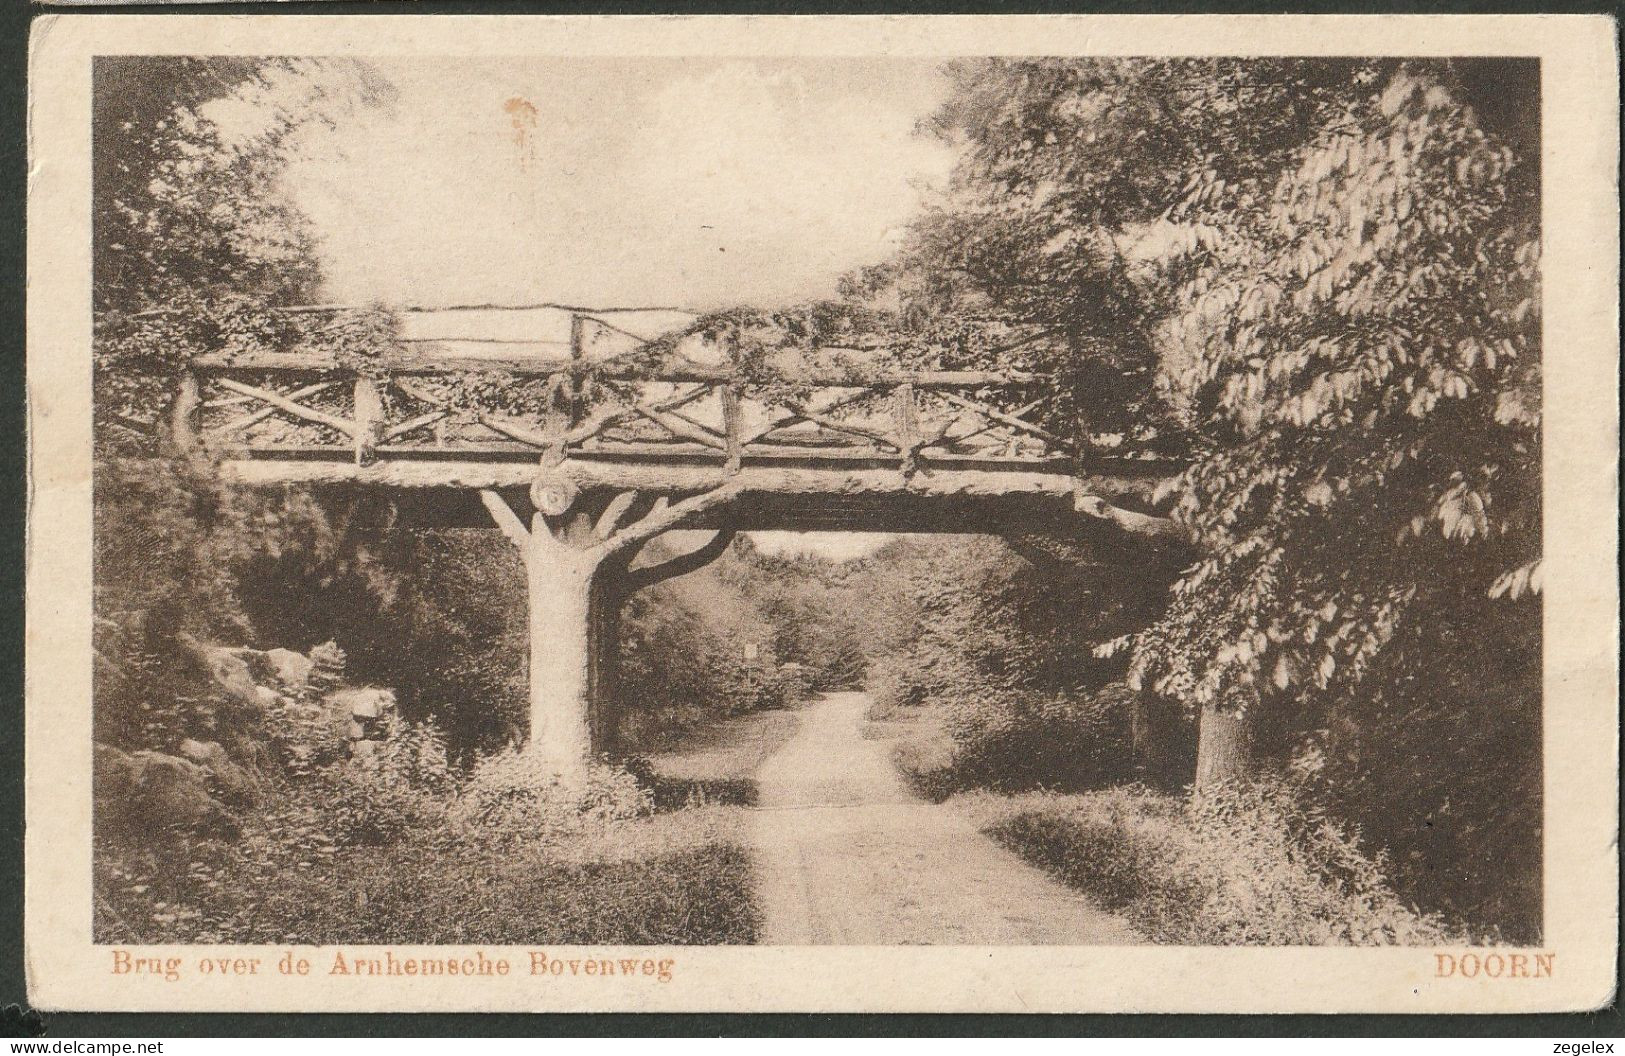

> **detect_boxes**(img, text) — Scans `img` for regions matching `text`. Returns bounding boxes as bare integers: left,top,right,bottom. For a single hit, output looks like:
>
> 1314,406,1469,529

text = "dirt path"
751,691,1141,945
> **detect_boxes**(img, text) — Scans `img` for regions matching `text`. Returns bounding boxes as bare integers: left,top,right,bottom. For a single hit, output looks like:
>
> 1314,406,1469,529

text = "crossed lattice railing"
173,309,1084,476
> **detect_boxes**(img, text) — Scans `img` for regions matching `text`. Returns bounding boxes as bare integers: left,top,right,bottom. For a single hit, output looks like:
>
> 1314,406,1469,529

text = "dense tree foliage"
859,58,1541,735
863,536,1165,794
91,58,398,749
838,58,1542,937
617,542,808,750
718,543,879,691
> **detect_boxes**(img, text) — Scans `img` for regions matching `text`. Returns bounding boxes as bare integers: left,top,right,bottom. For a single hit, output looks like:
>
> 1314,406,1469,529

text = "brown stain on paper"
504,96,539,172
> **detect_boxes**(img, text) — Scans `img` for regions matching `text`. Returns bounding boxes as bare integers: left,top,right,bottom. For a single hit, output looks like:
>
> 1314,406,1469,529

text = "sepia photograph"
24,14,1618,1015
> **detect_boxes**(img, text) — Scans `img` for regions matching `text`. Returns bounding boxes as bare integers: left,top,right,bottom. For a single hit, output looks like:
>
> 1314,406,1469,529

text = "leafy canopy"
853,59,1540,721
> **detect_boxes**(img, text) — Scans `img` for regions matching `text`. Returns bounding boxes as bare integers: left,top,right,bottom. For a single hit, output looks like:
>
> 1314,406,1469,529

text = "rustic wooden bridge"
173,305,1181,772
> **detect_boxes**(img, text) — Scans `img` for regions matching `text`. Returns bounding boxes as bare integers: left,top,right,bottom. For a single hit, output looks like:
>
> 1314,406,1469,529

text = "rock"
176,738,262,807
180,636,262,709
326,687,396,721
186,638,319,703
209,768,261,809
262,648,315,692
94,744,238,841
178,738,225,766
350,739,379,761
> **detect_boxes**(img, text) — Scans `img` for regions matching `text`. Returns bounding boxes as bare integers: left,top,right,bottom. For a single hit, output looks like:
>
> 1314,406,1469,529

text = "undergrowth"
965,781,1464,946
94,716,761,946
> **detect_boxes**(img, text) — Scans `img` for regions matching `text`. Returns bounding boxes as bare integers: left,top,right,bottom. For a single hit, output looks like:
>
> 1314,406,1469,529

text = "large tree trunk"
523,550,597,777
1194,702,1252,789
589,574,623,757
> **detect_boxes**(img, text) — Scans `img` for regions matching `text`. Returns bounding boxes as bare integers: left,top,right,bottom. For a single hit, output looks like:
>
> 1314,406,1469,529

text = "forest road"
750,691,1142,945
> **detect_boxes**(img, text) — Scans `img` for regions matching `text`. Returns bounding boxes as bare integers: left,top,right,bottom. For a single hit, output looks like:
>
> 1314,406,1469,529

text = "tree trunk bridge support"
174,315,1188,773
477,481,739,776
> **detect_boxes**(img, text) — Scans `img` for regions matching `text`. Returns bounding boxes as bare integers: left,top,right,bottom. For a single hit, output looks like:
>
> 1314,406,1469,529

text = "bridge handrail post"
171,370,201,454
894,381,919,476
353,376,385,466
721,382,744,473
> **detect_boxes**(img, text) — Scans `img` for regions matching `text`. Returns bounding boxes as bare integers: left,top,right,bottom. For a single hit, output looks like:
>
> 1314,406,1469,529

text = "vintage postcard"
24,14,1619,1014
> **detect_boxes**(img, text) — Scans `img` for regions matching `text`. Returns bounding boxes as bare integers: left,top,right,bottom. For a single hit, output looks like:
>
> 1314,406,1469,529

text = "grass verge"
959,783,1463,946
95,804,760,946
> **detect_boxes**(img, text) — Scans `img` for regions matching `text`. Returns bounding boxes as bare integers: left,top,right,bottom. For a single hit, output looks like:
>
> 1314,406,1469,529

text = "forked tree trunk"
481,484,741,779
1194,702,1252,789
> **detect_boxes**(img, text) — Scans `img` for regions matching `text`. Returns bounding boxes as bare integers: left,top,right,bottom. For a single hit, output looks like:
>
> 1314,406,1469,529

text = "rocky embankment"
94,638,396,844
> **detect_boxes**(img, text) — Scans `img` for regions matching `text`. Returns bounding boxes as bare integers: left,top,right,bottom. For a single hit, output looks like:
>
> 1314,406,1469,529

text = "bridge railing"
175,310,1084,476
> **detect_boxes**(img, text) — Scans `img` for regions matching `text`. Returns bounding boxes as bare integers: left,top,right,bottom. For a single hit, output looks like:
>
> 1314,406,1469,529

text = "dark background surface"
1,0,1618,1037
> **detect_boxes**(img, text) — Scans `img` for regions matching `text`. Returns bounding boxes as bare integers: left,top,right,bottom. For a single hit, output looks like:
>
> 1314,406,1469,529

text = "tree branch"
739,390,874,446
479,413,553,449
392,378,449,408
783,403,899,450
207,381,341,437
479,489,531,549
384,409,449,441
622,528,739,593
595,491,639,539
939,392,1070,449
601,483,743,555
1074,492,1184,541
927,398,1044,449
562,402,631,445
634,405,729,451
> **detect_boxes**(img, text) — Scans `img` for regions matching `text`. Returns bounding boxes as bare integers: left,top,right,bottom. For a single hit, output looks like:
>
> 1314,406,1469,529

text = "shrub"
264,643,353,778
867,626,984,717
875,675,1137,797
861,536,1156,793
324,715,455,847
452,750,653,846
264,839,761,946
890,727,959,803
703,638,798,716
617,564,808,748
976,780,1461,945
814,627,869,691
341,529,529,759
96,801,763,946
767,663,811,709
1295,600,1543,943
868,656,931,714
940,682,1135,793
366,713,456,793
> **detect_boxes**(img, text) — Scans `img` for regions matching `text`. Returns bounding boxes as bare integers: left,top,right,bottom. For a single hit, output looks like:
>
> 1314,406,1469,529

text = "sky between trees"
242,57,954,311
